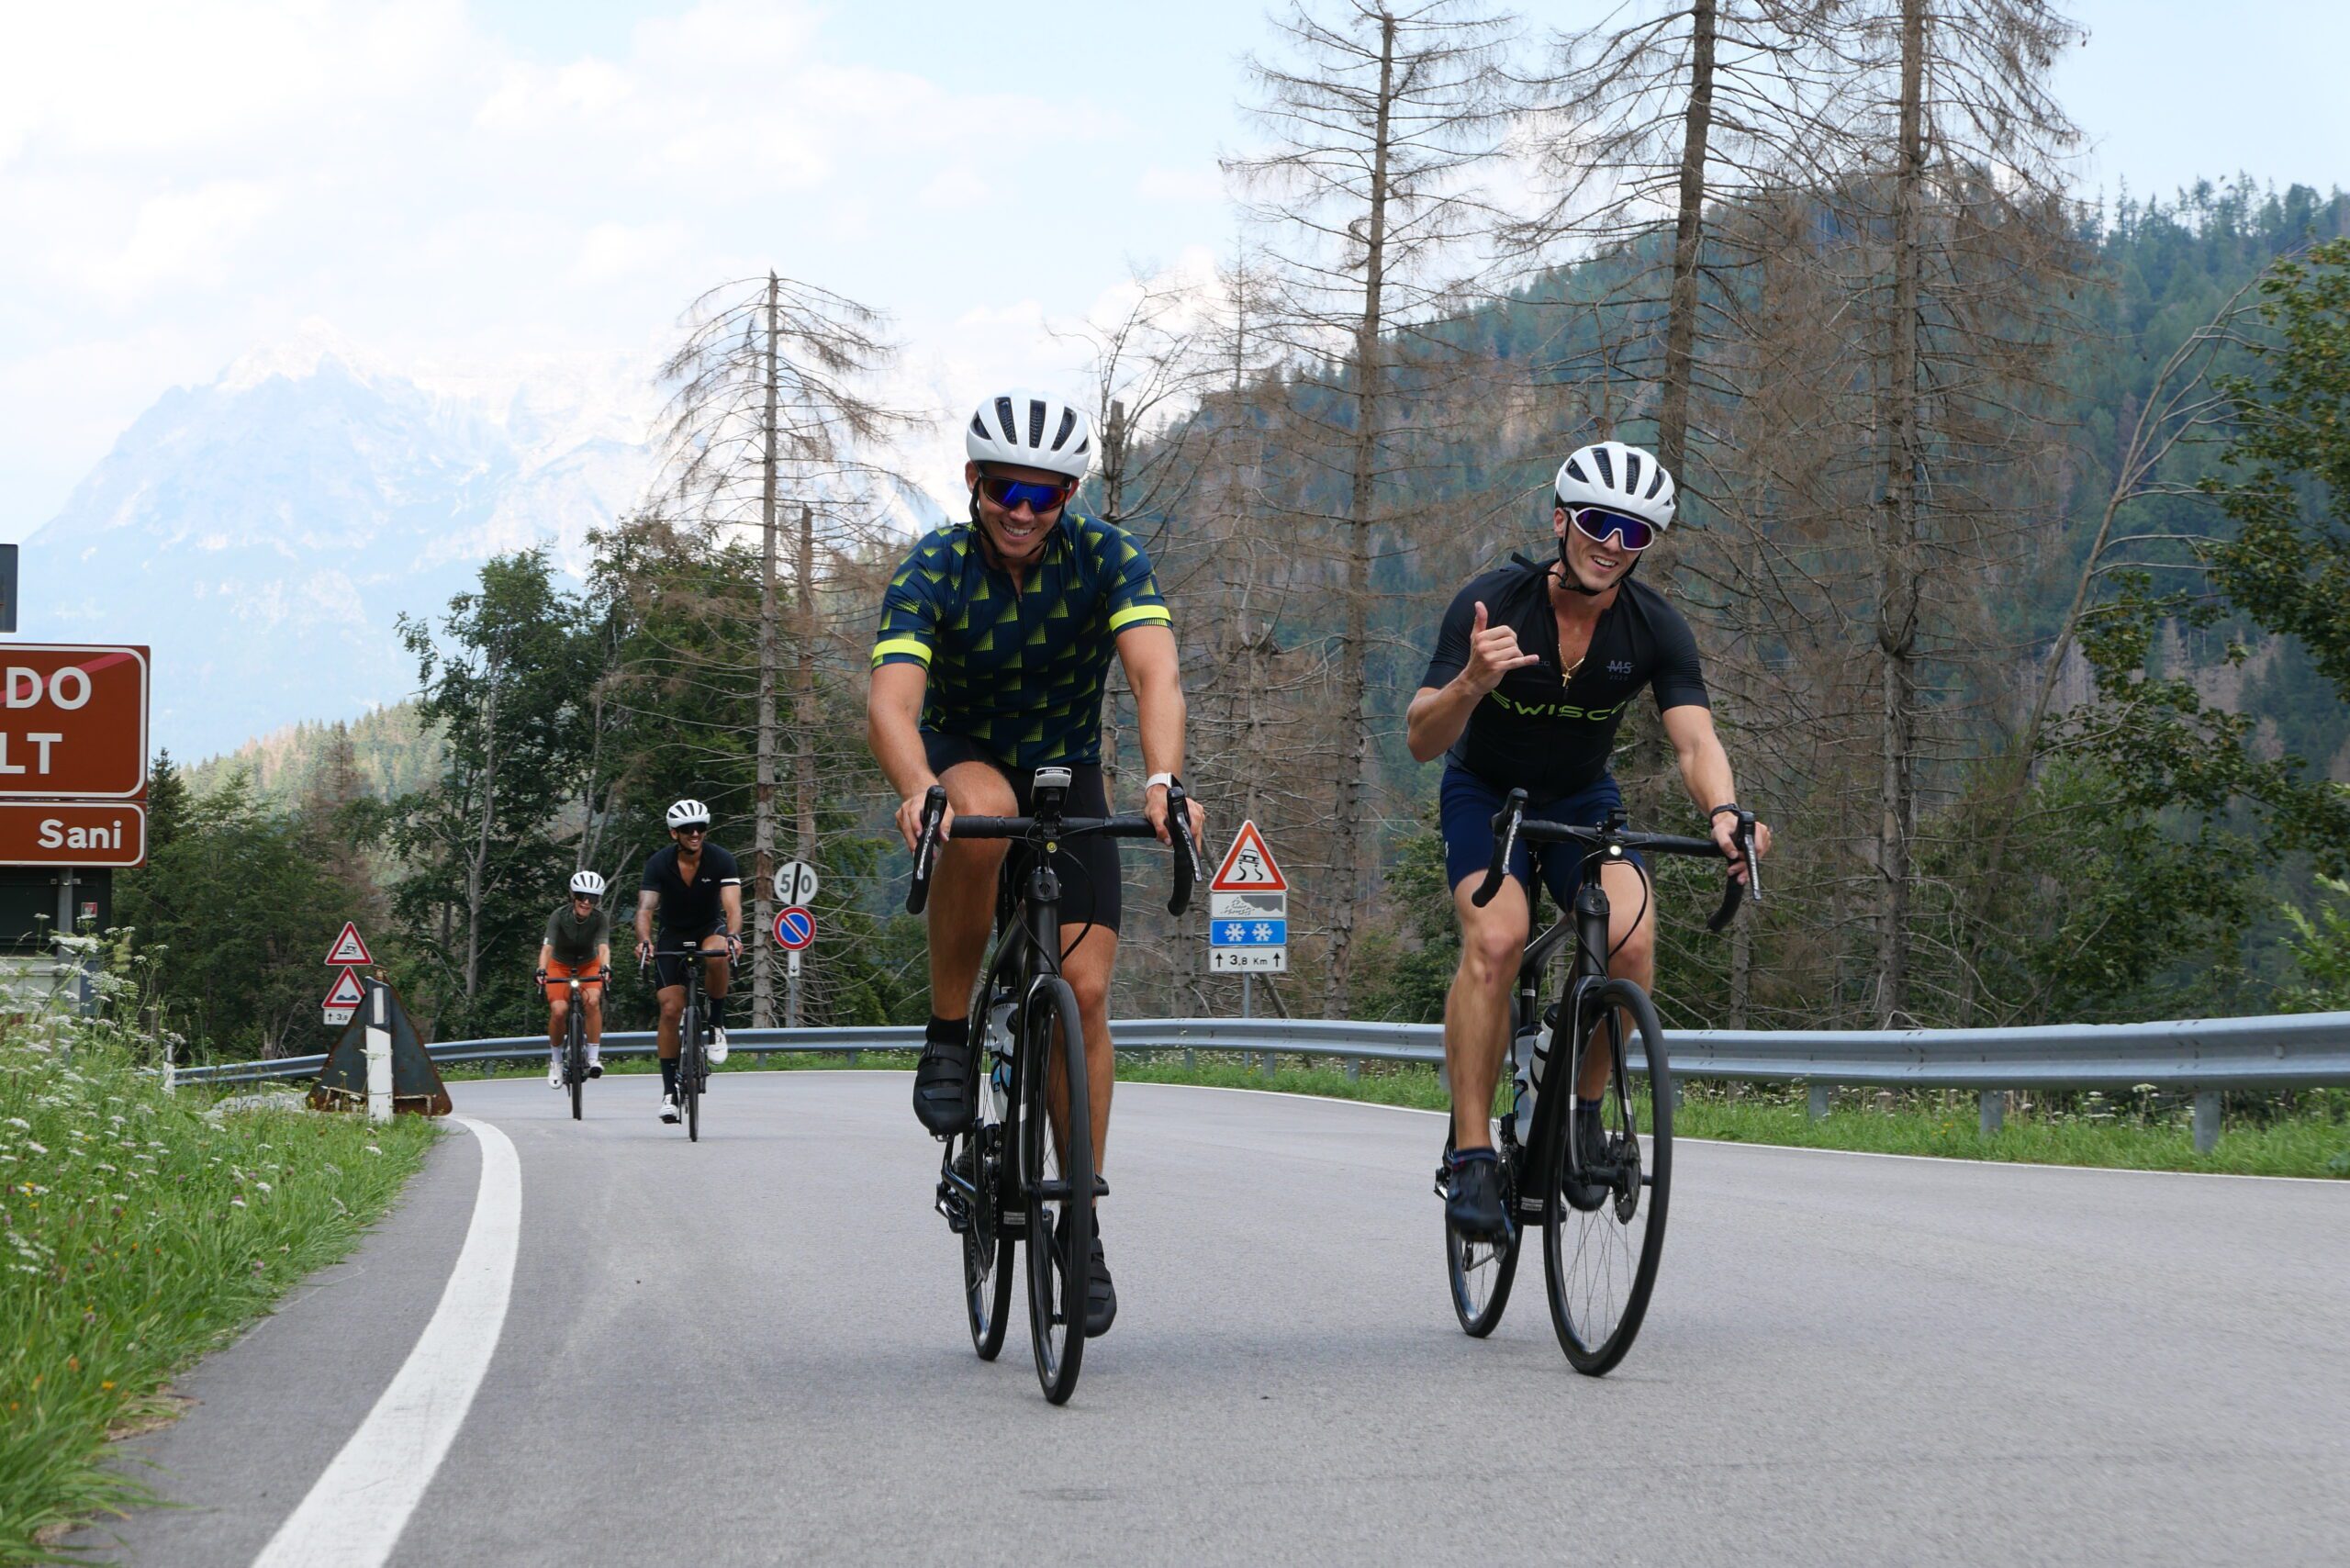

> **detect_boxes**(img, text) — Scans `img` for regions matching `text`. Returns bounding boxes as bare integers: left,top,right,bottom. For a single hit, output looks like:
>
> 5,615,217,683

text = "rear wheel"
1441,1126,1521,1336
1542,979,1673,1375
961,958,1015,1359
1022,977,1091,1405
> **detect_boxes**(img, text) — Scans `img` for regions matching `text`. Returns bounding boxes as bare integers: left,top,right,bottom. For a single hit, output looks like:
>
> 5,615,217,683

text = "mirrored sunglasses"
979,474,1074,513
1569,506,1657,553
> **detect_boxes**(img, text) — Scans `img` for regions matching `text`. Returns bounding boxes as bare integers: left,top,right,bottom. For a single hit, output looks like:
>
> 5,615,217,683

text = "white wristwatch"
1145,772,1176,793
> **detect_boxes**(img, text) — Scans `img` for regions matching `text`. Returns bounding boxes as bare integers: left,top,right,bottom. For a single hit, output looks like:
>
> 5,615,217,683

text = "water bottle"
986,995,1015,1120
1511,1017,1545,1144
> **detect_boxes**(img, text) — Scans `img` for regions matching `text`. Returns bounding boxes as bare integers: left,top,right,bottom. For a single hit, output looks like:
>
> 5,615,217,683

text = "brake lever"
905,785,947,915
1472,790,1528,909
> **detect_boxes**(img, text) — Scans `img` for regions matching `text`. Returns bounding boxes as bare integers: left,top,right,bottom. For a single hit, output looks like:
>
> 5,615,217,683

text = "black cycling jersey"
1419,560,1709,799
639,842,742,934
543,904,610,966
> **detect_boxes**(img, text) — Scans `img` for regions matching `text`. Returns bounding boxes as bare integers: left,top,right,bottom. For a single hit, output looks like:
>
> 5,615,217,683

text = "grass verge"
1,946,437,1565
454,1047,2350,1178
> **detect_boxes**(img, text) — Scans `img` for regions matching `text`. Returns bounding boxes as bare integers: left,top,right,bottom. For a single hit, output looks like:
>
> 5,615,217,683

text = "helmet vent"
1052,407,1079,451
1564,457,1589,484
1027,398,1047,448
1623,453,1642,493
1646,468,1667,500
968,413,990,442
1592,446,1615,487
993,397,1019,444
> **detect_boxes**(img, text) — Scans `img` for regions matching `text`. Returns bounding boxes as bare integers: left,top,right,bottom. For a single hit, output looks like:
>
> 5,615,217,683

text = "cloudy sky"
2,0,2343,541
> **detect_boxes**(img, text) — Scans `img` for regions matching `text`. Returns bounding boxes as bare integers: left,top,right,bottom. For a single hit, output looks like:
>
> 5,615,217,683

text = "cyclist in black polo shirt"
1406,440,1771,1238
632,799,744,1125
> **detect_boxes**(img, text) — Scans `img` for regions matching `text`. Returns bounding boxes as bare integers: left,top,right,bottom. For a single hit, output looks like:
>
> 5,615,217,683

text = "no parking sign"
772,905,815,950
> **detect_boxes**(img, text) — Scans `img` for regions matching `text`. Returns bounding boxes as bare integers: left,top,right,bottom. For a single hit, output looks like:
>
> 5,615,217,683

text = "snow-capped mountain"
19,320,957,761
20,325,657,760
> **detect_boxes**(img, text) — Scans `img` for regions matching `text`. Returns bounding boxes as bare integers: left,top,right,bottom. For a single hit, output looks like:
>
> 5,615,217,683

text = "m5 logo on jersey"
1608,660,1634,678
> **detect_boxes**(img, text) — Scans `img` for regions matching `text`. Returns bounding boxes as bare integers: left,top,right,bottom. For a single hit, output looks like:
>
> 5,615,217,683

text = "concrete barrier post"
364,980,392,1124
2193,1091,2221,1154
1979,1090,2003,1136
1807,1083,1830,1121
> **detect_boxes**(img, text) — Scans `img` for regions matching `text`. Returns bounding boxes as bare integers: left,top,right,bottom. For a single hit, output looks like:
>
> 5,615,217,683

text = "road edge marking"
251,1114,521,1568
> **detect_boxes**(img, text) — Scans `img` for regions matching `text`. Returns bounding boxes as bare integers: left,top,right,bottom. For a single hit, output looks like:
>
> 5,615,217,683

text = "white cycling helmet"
568,869,606,897
666,799,712,830
1553,440,1676,532
965,389,1094,481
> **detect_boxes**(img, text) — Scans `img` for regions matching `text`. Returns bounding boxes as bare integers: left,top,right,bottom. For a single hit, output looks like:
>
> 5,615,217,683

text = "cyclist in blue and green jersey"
868,388,1205,1337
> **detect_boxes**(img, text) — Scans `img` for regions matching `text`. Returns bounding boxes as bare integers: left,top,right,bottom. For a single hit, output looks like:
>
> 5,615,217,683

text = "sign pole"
786,949,801,1028
1242,973,1253,1021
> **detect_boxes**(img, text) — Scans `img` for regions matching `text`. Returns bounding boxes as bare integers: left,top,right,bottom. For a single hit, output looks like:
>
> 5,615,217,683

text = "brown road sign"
0,644,149,799
0,801,145,867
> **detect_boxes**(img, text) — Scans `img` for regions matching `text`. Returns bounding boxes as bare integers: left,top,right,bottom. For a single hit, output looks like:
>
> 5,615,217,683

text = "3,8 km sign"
0,644,148,799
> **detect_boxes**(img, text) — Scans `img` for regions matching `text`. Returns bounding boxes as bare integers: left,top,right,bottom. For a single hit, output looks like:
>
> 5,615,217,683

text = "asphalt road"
73,1071,2350,1566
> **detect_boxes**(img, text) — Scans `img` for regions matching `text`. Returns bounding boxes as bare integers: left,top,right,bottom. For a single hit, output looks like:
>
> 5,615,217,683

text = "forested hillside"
119,174,2350,1059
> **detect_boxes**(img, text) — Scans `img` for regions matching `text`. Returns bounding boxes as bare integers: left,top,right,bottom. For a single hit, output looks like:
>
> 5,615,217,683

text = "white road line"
251,1115,521,1568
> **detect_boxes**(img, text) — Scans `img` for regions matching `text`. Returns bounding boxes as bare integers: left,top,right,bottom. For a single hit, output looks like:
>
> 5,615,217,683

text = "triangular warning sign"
1211,820,1289,892
323,968,367,1008
324,921,373,966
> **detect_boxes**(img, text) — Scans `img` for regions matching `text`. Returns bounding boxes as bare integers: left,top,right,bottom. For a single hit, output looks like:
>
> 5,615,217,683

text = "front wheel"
566,1007,585,1122
1543,978,1673,1375
682,999,703,1143
1021,977,1091,1405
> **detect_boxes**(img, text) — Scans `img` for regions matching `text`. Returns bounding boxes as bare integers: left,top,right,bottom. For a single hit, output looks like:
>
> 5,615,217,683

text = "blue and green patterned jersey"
871,512,1172,767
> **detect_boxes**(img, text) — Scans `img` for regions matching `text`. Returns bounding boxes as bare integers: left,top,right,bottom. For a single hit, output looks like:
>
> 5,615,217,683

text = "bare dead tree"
654,274,919,1025
1225,0,1517,1017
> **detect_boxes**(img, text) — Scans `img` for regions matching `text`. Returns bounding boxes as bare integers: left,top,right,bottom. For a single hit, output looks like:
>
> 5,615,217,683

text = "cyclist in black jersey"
1406,440,1772,1238
632,798,744,1125
868,388,1205,1337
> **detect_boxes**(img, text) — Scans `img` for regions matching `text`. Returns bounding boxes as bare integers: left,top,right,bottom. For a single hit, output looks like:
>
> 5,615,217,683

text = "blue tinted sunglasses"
1568,505,1657,553
979,474,1075,513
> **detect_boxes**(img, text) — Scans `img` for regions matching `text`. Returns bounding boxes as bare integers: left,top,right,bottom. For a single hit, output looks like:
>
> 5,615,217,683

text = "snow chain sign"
1209,820,1289,974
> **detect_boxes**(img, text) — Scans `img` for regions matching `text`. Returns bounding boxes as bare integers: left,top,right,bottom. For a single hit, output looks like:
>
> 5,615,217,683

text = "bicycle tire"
1542,978,1673,1375
1441,1124,1522,1336
683,987,703,1143
962,961,1014,1360
566,1005,585,1122
1021,976,1091,1404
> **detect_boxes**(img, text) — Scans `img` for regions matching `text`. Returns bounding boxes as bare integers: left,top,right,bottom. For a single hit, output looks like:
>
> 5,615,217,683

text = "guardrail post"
1183,1047,1195,1073
1346,1056,1360,1082
2193,1091,2221,1154
1807,1083,1830,1121
1261,1050,1276,1079
1978,1090,2003,1136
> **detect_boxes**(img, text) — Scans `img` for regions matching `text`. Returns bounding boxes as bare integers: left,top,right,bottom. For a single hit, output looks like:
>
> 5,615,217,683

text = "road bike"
907,767,1200,1404
642,944,724,1142
545,971,605,1121
1437,792,1759,1374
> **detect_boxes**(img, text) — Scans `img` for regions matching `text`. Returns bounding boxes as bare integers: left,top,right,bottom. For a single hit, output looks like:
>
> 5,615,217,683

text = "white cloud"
68,181,281,306
572,220,690,284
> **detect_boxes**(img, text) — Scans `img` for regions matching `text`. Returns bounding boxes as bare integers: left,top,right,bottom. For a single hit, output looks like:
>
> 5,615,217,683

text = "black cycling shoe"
1444,1151,1508,1240
1052,1211,1118,1337
912,1036,976,1136
1562,1101,1608,1213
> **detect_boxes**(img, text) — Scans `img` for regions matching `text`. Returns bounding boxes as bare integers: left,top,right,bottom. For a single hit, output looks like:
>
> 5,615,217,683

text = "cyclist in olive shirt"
538,869,612,1088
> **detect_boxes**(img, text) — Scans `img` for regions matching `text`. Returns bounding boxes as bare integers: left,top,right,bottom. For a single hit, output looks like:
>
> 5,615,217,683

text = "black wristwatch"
1708,802,1744,822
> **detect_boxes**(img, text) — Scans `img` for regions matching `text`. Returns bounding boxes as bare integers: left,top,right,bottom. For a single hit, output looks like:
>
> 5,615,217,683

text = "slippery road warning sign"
1210,820,1288,892
323,922,373,966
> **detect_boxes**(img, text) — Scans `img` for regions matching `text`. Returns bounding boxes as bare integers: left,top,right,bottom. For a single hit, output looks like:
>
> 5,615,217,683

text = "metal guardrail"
172,1011,2350,1152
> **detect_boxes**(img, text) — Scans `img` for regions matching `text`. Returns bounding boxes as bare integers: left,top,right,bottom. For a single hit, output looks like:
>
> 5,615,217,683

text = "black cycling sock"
660,1058,679,1096
926,1014,969,1050
707,993,727,1031
1450,1147,1498,1167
